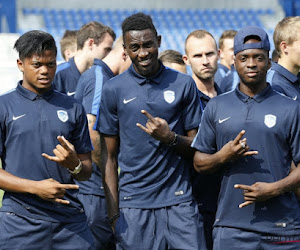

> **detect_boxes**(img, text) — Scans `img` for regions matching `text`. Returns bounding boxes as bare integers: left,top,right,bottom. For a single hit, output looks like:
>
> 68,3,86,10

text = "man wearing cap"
192,26,300,249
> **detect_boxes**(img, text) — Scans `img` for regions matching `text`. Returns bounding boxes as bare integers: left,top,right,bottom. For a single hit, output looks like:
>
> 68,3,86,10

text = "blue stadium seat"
20,7,276,58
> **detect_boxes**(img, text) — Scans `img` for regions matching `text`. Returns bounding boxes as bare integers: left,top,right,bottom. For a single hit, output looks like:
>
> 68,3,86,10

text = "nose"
202,55,209,65
247,58,256,67
138,47,149,58
40,65,49,74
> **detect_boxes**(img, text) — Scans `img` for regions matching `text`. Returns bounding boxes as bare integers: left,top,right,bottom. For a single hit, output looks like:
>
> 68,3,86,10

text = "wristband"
68,159,83,175
168,132,178,147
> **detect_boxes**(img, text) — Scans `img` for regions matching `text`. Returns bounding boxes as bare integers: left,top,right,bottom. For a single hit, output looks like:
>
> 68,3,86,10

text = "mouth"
246,72,258,77
38,78,51,85
139,58,152,67
202,67,212,72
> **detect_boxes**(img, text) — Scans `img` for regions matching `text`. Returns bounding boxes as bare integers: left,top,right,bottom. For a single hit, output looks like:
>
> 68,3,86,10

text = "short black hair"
14,30,57,60
122,12,158,41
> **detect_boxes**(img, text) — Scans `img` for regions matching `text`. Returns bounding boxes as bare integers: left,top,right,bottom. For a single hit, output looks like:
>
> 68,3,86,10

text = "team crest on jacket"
57,110,68,122
264,114,276,128
164,90,175,104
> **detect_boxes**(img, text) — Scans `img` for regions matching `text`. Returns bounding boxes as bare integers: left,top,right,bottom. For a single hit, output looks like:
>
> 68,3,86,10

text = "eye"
144,42,154,48
130,45,139,52
48,62,56,67
105,48,112,53
32,62,41,68
239,56,247,62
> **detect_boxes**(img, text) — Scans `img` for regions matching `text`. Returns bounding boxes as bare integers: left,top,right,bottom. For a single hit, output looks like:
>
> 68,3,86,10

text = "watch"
68,160,83,175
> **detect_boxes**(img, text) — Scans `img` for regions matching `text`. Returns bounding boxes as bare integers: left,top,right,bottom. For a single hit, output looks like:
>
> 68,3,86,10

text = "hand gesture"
234,182,276,208
219,130,258,163
42,136,79,171
136,110,174,144
34,178,79,205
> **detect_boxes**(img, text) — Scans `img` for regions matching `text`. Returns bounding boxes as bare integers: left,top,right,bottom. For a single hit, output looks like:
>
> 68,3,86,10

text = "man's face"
17,50,57,94
285,31,300,70
93,32,114,60
234,40,270,88
124,29,161,77
184,35,219,81
219,38,234,69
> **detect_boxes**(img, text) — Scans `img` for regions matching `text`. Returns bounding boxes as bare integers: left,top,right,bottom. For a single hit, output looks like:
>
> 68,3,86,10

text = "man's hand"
42,136,79,171
136,110,174,144
219,130,258,163
34,178,79,205
234,182,277,208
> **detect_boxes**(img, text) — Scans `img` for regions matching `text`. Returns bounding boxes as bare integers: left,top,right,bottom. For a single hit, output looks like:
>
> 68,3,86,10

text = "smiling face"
234,39,271,91
123,29,161,78
17,50,57,94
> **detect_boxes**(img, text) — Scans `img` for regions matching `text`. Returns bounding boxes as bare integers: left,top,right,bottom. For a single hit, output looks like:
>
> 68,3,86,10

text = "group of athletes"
0,10,300,250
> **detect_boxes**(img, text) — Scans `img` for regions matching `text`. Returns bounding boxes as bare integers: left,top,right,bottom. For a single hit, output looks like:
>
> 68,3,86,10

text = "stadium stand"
20,8,276,62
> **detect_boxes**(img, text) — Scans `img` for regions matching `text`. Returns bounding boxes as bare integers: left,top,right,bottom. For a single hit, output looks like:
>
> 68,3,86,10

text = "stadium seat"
20,7,277,60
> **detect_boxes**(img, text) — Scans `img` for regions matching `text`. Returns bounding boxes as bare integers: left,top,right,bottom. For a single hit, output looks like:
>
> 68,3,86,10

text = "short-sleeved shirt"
267,62,300,101
0,82,93,223
75,59,115,115
97,64,202,209
220,66,240,93
192,83,223,213
52,57,81,96
192,84,300,235
74,59,115,196
214,63,230,87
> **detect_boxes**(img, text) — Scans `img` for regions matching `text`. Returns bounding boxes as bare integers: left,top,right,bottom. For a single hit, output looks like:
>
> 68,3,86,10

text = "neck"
192,74,217,98
74,51,93,74
239,81,268,97
103,53,118,75
278,57,300,76
220,60,231,70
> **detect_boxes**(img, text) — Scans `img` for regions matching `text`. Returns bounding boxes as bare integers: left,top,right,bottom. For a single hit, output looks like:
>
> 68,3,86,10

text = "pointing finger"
136,123,150,135
244,151,259,156
54,198,70,205
141,110,158,125
234,184,255,192
238,200,253,208
57,136,73,150
60,184,79,190
233,130,246,145
42,153,60,162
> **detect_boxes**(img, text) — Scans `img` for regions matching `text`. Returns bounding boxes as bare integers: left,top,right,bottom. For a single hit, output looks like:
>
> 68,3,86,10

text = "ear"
157,35,162,48
64,49,71,59
233,55,236,68
279,41,288,55
17,59,24,73
87,38,94,49
182,54,190,66
122,51,127,61
218,48,224,60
